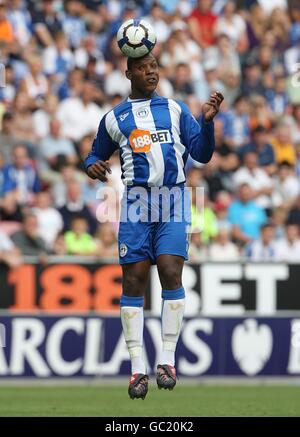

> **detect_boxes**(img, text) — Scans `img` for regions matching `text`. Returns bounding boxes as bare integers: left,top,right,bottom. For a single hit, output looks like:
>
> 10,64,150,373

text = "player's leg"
153,186,190,389
156,254,185,390
121,259,151,399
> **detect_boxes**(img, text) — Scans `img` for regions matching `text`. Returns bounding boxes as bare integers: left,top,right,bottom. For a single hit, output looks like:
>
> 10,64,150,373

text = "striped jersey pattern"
84,94,215,187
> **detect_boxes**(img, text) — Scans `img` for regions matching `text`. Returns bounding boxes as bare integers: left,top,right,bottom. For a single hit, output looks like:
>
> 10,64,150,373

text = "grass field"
0,385,299,417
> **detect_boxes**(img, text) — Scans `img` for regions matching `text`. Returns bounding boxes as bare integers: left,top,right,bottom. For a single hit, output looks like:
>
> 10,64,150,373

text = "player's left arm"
84,114,118,181
180,92,224,163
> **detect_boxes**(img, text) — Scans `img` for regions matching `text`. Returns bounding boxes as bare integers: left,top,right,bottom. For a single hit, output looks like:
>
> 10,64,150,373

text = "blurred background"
0,0,300,385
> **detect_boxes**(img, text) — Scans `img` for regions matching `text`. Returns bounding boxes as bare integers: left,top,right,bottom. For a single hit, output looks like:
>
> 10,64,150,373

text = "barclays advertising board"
0,315,300,378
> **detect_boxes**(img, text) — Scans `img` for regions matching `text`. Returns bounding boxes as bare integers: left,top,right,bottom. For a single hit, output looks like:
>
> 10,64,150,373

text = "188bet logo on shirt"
129,129,171,153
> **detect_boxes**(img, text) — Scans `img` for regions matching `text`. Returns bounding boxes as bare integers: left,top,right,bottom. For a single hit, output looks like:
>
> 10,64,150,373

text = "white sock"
159,298,185,366
121,306,146,375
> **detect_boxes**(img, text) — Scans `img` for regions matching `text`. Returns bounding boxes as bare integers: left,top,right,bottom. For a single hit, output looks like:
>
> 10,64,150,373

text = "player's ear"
125,69,132,80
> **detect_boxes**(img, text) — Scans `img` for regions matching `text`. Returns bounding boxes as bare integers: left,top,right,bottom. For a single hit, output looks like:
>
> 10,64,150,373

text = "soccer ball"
117,19,157,58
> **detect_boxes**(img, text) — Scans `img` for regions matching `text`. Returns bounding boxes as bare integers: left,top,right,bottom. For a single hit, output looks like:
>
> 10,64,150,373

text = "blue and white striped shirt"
84,94,215,187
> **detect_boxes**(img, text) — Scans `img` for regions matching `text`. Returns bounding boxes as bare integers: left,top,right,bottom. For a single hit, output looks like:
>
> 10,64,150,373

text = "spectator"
171,63,194,100
39,118,77,172
11,212,49,257
52,231,67,256
249,94,274,131
223,94,250,149
257,0,287,16
245,223,277,261
272,162,299,209
239,125,276,175
31,0,63,47
271,123,296,166
286,104,300,145
168,20,202,83
7,0,32,47
270,207,288,239
233,151,273,209
32,93,59,140
228,183,267,243
32,190,63,249
188,231,208,262
95,222,118,258
0,0,14,46
42,31,74,80
214,191,232,230
82,177,102,216
210,34,241,103
208,227,240,261
12,92,38,144
144,3,170,44
267,74,288,116
0,112,19,163
289,3,300,46
287,195,300,227
20,54,49,105
0,229,23,267
64,215,97,256
191,190,218,244
188,0,217,49
62,0,87,49
56,81,102,141
203,154,227,201
284,28,300,75
241,61,264,97
275,222,300,262
213,118,239,174
245,4,267,50
51,164,85,207
0,64,17,104
214,0,248,52
104,55,131,98
57,67,84,101
58,179,97,234
186,166,209,192
2,144,40,206
200,57,225,101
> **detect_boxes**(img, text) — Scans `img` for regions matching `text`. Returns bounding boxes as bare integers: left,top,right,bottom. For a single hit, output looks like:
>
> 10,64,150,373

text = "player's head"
125,53,159,97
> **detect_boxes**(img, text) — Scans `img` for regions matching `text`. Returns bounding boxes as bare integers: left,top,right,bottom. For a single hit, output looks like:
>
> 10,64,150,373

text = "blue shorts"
118,185,191,264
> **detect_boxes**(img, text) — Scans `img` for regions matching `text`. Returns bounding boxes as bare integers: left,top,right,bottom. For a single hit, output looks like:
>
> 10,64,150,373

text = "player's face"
127,55,159,97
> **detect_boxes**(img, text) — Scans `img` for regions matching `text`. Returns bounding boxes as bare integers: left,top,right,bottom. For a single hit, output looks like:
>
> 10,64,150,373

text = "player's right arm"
84,114,118,182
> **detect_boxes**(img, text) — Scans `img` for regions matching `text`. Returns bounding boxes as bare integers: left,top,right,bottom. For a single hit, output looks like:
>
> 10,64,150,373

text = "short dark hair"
126,53,156,71
261,222,274,231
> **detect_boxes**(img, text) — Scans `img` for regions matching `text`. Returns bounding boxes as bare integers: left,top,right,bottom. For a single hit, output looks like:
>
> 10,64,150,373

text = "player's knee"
159,266,182,290
123,275,146,297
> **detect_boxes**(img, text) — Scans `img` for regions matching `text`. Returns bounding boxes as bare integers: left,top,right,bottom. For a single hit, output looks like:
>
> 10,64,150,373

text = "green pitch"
0,385,299,417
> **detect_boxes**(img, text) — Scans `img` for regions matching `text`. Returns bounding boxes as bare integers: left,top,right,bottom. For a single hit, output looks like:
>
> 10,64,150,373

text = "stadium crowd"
1,0,300,265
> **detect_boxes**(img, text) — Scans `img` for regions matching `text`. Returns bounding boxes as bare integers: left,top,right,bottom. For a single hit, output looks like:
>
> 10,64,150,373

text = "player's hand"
87,160,111,182
202,92,224,122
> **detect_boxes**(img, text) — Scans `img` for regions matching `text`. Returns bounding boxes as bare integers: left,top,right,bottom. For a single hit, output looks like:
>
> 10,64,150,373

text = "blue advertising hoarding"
1,315,300,378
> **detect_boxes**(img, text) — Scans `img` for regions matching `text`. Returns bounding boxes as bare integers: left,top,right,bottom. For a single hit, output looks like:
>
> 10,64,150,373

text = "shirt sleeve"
178,101,215,163
84,114,118,170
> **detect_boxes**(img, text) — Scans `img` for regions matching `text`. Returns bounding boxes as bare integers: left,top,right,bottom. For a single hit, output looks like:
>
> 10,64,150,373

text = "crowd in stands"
1,0,300,265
